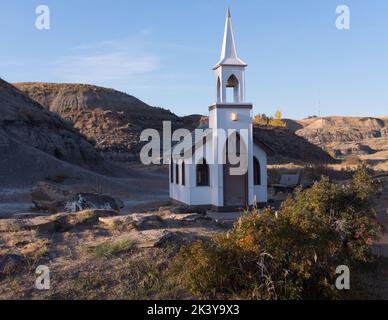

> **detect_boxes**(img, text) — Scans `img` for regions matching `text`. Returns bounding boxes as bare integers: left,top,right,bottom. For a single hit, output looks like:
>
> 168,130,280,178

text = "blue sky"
1,0,388,119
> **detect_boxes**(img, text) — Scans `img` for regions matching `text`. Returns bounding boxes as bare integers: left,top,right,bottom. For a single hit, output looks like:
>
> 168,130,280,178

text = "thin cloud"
54,29,159,84
55,52,159,83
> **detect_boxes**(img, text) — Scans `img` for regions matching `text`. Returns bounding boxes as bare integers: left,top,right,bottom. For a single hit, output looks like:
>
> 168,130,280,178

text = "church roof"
214,8,247,69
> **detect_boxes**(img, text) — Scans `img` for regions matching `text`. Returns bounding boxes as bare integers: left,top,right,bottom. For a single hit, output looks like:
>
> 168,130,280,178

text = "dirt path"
0,163,169,217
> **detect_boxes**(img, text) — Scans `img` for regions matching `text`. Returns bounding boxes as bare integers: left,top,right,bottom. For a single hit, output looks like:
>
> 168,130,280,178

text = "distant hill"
285,116,388,171
0,79,104,186
286,116,388,157
15,82,200,160
22,83,378,163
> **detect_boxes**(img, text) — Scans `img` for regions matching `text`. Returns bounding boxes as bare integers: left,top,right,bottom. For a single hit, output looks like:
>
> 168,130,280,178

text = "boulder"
31,182,72,213
31,182,123,213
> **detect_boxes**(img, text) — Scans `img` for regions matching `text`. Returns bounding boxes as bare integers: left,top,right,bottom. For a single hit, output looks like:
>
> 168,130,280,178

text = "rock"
128,229,173,248
31,182,123,213
0,216,55,233
64,193,123,212
0,254,24,277
52,209,118,231
31,182,72,213
99,213,164,231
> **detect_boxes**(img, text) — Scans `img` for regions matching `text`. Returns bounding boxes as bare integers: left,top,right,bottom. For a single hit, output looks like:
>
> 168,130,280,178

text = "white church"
169,9,272,211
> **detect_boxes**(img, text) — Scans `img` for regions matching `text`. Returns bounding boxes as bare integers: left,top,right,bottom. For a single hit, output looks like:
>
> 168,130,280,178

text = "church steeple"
214,8,247,104
215,8,247,69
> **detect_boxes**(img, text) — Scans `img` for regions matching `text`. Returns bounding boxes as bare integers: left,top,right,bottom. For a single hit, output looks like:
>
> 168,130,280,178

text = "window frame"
253,157,261,186
175,163,179,184
181,161,186,186
170,159,174,183
196,159,210,187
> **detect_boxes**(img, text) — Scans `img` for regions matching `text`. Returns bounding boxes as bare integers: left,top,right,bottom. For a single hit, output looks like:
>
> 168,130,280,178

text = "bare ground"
1,164,388,300
0,208,227,300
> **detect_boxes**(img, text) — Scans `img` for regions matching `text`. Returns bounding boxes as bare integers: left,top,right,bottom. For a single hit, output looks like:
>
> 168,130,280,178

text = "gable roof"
168,124,274,158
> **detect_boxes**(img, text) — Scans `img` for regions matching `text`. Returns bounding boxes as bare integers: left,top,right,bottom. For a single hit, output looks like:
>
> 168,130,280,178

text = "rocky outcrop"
53,209,118,231
99,208,211,233
0,216,56,233
0,209,118,233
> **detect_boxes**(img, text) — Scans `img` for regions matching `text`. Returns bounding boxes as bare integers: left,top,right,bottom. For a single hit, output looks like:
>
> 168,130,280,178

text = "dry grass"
19,239,49,264
80,238,136,258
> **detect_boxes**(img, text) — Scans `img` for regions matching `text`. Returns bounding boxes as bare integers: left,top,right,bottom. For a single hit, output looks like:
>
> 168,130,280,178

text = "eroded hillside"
287,116,388,170
15,82,201,160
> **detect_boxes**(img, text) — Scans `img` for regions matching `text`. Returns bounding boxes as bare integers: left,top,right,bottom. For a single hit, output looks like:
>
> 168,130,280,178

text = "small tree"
254,113,269,126
269,110,287,127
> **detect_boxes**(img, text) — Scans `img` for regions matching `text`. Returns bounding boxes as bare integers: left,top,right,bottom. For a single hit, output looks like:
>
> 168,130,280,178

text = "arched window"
175,163,179,184
254,157,261,185
226,74,239,103
170,159,174,183
196,159,209,186
181,161,186,186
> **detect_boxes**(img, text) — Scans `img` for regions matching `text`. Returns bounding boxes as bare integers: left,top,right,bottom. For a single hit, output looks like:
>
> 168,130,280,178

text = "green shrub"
170,167,382,300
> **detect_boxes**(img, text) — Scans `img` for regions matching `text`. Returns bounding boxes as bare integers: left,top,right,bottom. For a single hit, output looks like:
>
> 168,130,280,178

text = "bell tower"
208,8,255,208
214,8,247,104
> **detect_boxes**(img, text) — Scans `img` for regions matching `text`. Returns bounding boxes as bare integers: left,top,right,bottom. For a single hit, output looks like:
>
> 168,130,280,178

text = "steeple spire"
214,8,247,69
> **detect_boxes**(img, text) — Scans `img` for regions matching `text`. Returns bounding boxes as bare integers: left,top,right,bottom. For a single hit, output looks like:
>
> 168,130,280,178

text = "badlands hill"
15,82,201,160
15,82,335,165
286,116,388,169
0,79,104,186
